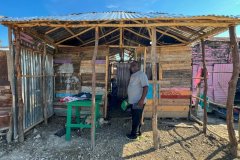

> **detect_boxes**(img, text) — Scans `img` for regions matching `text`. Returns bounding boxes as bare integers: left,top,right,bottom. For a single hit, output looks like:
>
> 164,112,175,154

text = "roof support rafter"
124,28,150,41
166,27,193,40
188,27,208,39
157,28,170,41
45,27,60,35
23,28,56,47
124,37,147,46
55,20,112,45
56,27,93,44
80,28,120,47
105,34,120,45
189,27,227,45
64,27,84,43
156,28,188,44
175,26,202,36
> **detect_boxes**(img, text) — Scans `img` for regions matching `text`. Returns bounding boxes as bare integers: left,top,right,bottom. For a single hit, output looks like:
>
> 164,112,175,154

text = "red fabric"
194,67,203,88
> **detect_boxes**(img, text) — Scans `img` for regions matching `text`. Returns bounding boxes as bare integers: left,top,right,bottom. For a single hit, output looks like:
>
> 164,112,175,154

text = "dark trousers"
130,104,145,135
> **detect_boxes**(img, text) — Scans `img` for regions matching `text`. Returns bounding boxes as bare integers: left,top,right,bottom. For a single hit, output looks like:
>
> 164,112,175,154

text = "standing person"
127,61,149,140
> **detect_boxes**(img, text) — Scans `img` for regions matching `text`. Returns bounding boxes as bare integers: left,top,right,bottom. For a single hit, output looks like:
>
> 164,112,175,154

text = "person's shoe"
126,134,138,140
137,131,142,137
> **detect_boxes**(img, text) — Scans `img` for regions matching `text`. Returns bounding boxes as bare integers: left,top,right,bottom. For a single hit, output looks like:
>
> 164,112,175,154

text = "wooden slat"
146,99,190,106
144,111,189,118
145,105,189,112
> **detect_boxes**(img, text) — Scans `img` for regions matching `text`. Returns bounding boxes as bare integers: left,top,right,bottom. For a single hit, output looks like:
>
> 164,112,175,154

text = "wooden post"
91,27,99,148
226,25,239,157
134,48,137,60
42,43,48,124
150,27,160,149
7,26,13,142
143,47,147,73
194,83,201,116
120,24,123,47
201,39,208,135
104,54,109,118
14,28,24,142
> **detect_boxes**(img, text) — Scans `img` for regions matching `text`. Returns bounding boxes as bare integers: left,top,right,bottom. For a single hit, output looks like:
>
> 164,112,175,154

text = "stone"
33,128,38,134
34,134,41,139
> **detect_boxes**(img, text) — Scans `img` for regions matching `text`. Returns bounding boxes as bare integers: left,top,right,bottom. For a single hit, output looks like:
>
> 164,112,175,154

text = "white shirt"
127,71,149,104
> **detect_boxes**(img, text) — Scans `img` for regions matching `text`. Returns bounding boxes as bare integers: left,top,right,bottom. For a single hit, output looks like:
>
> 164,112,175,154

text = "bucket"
121,100,129,111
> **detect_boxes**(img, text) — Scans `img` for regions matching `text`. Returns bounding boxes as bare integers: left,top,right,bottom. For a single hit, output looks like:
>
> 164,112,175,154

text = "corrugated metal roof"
0,11,239,22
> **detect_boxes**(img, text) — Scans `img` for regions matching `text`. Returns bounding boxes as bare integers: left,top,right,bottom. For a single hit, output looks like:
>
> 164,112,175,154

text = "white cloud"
106,4,119,9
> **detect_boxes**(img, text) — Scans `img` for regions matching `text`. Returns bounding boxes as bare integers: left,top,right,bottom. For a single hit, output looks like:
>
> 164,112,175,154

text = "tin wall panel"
116,63,130,98
20,48,53,130
213,64,233,105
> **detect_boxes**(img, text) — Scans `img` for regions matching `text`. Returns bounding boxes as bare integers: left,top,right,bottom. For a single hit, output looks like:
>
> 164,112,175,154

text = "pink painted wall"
192,39,238,105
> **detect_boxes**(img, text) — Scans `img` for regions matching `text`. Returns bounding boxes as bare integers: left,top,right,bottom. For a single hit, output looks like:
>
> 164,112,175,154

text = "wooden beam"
79,28,119,47
124,37,145,46
131,20,142,24
150,26,160,150
168,27,193,41
120,25,123,47
157,28,170,41
56,27,94,45
143,47,147,73
124,28,150,40
100,27,107,44
189,27,227,45
226,25,239,157
156,28,188,44
56,21,112,45
45,27,60,35
14,28,24,142
105,35,120,45
64,27,84,43
201,39,208,135
23,28,56,47
91,27,99,148
188,27,207,39
176,26,200,35
5,21,236,28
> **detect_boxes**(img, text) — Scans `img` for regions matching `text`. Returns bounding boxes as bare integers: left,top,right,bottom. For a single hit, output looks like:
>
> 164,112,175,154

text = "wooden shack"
0,11,239,148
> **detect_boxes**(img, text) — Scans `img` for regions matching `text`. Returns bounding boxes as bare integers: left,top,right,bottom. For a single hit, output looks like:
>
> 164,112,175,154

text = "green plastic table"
65,96,102,141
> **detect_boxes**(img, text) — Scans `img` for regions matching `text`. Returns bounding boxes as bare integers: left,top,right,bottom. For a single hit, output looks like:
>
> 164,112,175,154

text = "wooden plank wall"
0,51,12,112
54,53,81,97
144,46,192,118
55,47,108,97
53,47,108,116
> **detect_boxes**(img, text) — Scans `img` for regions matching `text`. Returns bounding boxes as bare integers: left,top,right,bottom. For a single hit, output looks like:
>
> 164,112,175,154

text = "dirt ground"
0,114,235,160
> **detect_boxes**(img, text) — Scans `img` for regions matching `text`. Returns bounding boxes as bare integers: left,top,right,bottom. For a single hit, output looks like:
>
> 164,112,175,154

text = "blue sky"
0,0,240,46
